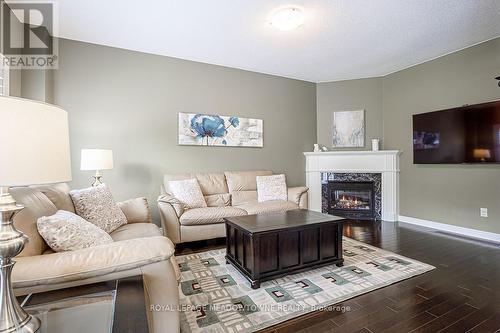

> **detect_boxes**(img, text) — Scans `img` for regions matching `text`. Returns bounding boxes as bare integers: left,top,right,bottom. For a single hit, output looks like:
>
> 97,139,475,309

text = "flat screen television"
413,100,500,164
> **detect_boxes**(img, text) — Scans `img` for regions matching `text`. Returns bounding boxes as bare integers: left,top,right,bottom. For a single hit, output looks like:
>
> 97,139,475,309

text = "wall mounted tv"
413,100,500,164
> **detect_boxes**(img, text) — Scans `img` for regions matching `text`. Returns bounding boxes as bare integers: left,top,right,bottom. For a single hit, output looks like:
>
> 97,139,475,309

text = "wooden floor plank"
330,306,396,333
379,311,437,333
466,313,500,333
410,304,477,332
440,306,497,333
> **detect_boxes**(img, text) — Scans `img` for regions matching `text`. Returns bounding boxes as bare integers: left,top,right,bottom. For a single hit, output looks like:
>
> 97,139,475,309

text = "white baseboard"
398,215,500,244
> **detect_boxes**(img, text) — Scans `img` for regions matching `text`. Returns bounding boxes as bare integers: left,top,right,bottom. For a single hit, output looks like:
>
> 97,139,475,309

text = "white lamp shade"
0,96,72,186
80,149,113,171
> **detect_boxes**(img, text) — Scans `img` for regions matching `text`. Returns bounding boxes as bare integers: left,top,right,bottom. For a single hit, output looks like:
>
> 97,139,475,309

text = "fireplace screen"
332,190,371,210
327,181,375,219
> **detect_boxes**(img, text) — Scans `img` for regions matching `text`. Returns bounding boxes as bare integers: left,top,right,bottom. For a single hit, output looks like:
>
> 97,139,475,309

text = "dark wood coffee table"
224,209,345,289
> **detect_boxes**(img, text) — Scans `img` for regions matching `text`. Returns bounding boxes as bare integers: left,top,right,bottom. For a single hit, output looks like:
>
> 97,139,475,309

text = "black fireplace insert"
327,181,376,219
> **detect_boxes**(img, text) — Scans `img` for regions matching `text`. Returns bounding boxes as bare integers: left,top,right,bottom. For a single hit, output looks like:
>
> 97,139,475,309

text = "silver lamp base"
91,170,103,187
0,188,40,333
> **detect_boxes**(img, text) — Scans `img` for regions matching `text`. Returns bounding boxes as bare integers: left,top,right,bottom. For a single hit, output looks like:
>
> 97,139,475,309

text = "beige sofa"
158,170,308,244
10,184,180,333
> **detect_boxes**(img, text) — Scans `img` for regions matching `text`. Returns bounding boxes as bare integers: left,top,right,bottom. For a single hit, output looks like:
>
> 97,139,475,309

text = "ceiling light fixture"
270,7,304,31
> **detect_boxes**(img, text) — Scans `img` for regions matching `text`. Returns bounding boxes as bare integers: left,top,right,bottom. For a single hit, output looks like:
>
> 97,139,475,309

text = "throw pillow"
37,210,113,252
256,174,288,202
69,184,127,233
167,179,207,209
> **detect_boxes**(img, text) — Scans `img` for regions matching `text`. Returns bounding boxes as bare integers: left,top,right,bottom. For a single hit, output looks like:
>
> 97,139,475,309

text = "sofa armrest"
157,195,183,244
288,186,309,209
117,197,152,223
157,194,184,217
13,236,174,289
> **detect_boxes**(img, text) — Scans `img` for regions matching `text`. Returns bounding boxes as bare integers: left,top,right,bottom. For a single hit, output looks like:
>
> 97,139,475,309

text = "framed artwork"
332,110,365,148
178,113,263,147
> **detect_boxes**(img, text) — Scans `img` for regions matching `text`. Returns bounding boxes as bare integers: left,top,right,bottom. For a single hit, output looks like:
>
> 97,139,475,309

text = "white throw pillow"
168,179,207,209
69,184,127,233
37,210,113,252
256,174,288,202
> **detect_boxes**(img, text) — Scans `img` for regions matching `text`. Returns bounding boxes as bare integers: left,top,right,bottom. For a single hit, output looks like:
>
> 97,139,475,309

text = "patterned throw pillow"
69,184,127,233
37,210,113,252
256,174,288,202
168,179,207,209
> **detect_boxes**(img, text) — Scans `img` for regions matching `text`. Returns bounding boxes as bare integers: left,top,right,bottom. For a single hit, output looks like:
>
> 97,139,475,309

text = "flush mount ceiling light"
270,7,304,31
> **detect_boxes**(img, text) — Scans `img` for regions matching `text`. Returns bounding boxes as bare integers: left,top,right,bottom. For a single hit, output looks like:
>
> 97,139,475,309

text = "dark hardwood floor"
175,219,500,333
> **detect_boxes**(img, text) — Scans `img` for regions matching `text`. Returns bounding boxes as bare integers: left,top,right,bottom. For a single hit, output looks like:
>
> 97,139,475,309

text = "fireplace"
326,181,375,219
321,173,382,220
306,151,400,221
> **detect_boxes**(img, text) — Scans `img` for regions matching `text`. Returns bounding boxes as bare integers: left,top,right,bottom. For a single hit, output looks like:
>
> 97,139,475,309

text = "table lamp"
473,148,491,162
0,96,72,332
80,149,113,187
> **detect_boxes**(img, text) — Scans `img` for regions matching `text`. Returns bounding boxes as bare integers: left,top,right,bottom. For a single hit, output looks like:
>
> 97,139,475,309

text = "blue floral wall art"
178,113,264,147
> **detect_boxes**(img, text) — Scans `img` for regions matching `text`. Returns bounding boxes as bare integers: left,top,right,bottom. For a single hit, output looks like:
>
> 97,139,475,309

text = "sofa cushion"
70,184,128,234
30,183,75,213
164,172,228,196
224,170,273,192
110,223,162,242
117,197,152,224
231,190,257,206
256,174,288,202
11,187,57,257
179,207,247,226
237,201,298,215
37,210,113,252
168,179,207,209
204,193,231,207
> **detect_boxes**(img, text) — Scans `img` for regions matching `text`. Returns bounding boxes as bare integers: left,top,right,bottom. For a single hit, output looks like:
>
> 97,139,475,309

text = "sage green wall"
317,38,500,234
51,39,316,221
20,69,52,102
383,38,500,233
316,78,383,150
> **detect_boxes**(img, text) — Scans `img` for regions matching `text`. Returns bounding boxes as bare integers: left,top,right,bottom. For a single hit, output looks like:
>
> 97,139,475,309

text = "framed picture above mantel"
178,112,263,147
332,110,365,148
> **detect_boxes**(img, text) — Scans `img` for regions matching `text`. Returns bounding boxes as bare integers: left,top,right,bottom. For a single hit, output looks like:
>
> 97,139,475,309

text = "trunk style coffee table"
224,209,345,289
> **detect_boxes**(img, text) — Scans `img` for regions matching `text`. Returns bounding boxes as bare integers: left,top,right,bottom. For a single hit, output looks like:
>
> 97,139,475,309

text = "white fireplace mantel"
304,150,401,221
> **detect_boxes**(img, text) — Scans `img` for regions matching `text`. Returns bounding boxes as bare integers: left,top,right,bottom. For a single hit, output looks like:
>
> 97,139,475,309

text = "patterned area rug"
177,237,435,333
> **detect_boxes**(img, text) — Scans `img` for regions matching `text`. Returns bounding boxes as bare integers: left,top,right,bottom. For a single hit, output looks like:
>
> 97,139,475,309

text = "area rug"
177,237,435,333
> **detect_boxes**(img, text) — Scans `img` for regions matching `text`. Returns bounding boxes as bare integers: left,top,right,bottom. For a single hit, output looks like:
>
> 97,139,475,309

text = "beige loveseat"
10,184,180,333
158,170,308,244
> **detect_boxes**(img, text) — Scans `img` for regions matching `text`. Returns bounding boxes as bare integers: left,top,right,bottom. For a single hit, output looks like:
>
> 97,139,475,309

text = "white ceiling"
16,0,500,82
